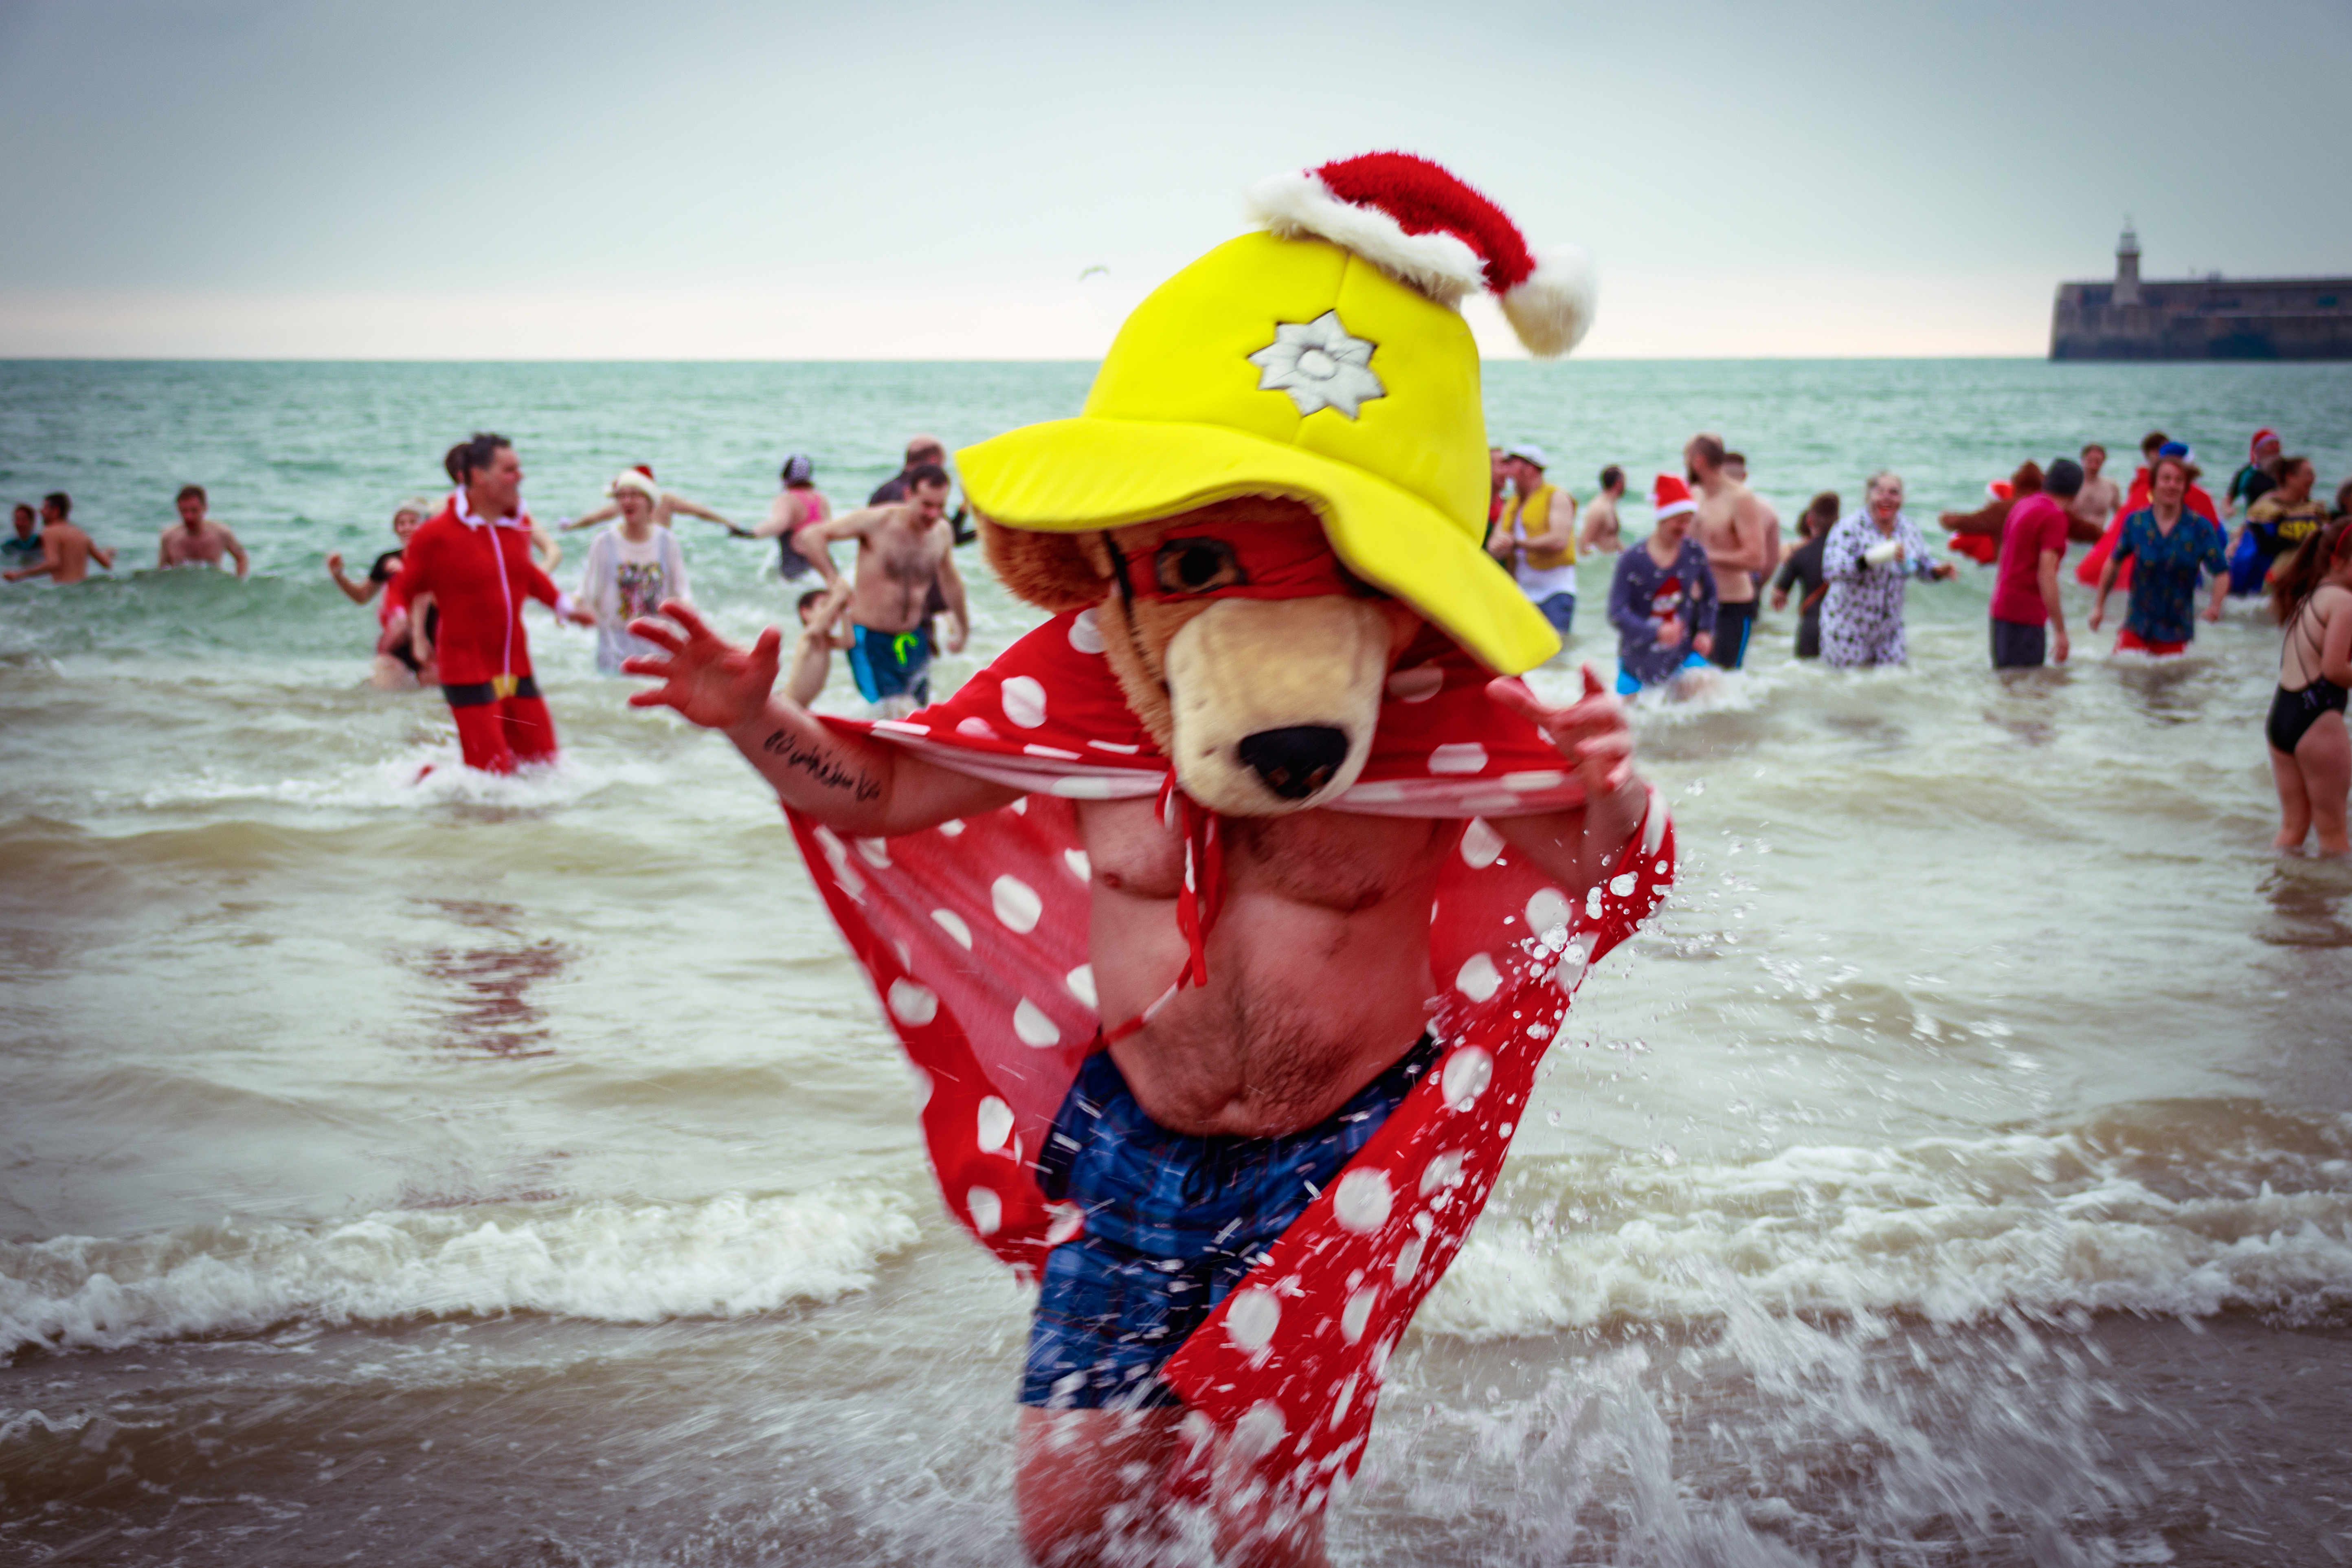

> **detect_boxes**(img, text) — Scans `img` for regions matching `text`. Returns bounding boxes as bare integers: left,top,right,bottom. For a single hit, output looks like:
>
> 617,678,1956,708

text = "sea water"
2,359,2349,1566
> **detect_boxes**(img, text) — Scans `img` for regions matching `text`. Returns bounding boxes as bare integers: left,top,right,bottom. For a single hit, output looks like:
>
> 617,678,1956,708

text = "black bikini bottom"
2267,679,2349,754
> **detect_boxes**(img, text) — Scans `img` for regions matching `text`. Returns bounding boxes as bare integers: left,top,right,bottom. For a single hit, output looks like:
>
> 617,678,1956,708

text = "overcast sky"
2,0,2348,359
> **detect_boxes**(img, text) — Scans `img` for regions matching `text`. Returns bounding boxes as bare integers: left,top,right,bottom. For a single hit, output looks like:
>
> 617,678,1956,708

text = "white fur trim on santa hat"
1500,247,1597,358
1245,170,1487,305
609,469,661,501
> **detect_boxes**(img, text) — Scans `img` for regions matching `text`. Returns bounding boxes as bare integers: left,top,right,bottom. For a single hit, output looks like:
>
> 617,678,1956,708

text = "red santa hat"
1246,152,1596,356
1651,473,1696,520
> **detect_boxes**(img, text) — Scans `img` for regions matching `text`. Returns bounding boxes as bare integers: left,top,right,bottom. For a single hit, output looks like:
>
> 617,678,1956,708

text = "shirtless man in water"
619,515,1647,1566
1722,451,1781,589
4,493,114,584
157,485,250,576
2069,443,2120,543
1688,434,1772,670
794,461,968,716
1577,464,1627,555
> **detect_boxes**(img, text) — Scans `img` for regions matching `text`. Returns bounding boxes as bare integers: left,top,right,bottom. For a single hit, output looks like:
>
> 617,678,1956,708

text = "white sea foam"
0,1186,920,1362
1418,1119,2352,1337
118,740,682,815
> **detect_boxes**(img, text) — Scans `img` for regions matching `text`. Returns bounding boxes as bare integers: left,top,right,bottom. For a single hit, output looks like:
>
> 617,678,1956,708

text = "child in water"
784,581,856,706
327,499,435,689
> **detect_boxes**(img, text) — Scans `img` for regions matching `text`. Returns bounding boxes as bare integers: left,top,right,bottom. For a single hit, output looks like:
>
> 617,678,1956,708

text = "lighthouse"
2113,220,2141,307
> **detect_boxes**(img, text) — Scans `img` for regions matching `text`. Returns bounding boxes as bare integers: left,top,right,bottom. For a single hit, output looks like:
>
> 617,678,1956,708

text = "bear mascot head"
957,152,1595,816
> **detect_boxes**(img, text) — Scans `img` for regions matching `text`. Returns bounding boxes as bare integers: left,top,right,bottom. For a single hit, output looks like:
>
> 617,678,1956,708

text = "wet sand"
5,1260,2348,1567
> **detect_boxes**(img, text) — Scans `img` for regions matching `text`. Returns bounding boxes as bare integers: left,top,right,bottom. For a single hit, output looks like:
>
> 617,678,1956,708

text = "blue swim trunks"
1615,650,1711,696
847,622,934,705
1020,1036,1439,1411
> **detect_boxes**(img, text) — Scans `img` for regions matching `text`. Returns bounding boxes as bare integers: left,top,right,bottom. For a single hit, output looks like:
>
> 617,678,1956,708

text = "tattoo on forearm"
762,729,883,802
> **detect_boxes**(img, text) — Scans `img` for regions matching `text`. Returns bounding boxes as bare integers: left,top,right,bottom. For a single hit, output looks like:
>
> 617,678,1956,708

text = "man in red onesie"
391,433,595,773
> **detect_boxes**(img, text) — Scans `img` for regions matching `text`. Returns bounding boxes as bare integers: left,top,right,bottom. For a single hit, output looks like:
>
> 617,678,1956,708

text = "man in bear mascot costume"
628,152,1678,1566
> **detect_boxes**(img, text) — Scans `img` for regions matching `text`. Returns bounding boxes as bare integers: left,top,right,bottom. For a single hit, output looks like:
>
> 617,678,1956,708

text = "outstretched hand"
621,600,784,731
1487,664,1637,798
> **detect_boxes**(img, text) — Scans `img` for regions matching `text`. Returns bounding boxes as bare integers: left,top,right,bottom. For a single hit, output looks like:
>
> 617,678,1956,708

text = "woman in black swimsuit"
2265,517,2352,855
1769,491,1839,659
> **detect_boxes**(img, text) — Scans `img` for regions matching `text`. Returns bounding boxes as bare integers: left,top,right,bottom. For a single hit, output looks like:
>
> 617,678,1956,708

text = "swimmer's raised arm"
661,493,737,531
625,600,1018,835
325,551,379,604
562,503,618,533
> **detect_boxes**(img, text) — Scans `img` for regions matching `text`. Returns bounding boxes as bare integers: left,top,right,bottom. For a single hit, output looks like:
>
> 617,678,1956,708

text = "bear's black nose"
1236,726,1349,800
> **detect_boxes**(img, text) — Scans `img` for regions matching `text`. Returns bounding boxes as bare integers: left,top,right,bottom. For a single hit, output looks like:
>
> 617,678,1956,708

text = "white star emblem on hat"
1247,311,1385,419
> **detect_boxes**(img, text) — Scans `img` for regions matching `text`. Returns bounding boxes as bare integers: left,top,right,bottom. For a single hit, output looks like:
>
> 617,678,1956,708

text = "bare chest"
1076,798,1454,911
861,521,943,584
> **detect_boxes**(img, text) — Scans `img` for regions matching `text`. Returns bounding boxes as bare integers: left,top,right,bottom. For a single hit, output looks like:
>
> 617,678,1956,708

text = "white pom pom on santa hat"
1245,152,1594,357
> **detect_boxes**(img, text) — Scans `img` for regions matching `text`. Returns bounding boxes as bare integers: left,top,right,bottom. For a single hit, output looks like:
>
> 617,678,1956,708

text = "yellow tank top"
1506,484,1574,569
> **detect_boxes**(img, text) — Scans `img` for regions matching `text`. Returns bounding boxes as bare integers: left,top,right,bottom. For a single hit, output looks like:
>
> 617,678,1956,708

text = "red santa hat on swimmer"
1247,151,1597,356
1651,473,1697,519
610,468,660,501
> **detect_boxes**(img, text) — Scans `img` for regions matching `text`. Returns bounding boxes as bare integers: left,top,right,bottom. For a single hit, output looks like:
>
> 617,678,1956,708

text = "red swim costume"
389,497,573,774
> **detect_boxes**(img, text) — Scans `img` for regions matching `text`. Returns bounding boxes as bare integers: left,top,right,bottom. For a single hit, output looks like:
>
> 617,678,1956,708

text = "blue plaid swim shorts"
1018,1034,1438,1410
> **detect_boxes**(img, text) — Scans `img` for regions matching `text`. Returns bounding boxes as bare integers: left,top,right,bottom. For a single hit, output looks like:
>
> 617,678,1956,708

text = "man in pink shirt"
1990,457,2080,669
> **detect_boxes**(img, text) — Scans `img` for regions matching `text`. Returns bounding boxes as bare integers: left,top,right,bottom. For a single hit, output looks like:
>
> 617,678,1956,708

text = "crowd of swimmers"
11,422,2346,854
1485,424,2352,855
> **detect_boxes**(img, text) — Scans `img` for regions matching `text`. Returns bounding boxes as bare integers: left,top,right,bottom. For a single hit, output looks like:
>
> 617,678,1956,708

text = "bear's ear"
981,516,1112,613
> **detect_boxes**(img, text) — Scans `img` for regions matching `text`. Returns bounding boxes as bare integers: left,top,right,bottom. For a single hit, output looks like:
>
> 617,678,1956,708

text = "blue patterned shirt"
2115,508,2227,644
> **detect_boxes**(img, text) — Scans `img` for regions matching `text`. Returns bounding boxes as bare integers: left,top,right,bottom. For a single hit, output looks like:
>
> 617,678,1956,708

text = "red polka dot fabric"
782,608,1675,1502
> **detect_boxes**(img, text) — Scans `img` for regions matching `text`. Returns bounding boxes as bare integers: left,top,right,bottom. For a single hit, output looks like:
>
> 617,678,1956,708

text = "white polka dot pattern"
1524,887,1573,944
1441,1046,1493,1109
930,909,973,949
1000,674,1048,729
966,1186,1003,1237
887,979,937,1026
1011,998,1060,1047
1225,1288,1280,1353
976,1096,1015,1153
1459,818,1504,868
991,875,1043,933
1453,953,1501,1002
1332,1169,1392,1234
